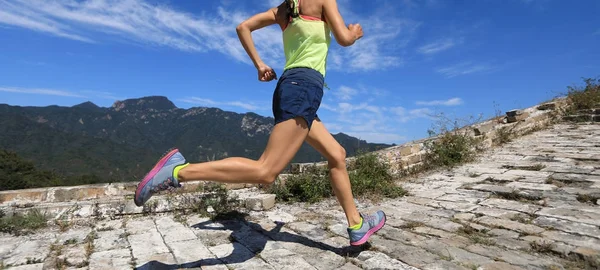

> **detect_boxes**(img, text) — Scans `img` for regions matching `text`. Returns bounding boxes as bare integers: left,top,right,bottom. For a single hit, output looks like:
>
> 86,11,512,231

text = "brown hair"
285,0,299,18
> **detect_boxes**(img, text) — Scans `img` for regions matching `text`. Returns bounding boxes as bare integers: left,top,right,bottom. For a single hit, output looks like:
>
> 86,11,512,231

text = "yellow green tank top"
282,0,331,77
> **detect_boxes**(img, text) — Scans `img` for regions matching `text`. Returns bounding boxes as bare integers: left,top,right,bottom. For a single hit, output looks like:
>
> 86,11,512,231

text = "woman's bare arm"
323,0,363,47
236,7,278,69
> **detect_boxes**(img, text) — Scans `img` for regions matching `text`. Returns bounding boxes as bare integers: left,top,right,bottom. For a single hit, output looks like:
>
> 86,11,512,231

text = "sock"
173,163,189,182
348,217,363,230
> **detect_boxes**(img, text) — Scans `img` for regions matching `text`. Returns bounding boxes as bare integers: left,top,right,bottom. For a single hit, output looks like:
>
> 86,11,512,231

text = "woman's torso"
278,0,331,77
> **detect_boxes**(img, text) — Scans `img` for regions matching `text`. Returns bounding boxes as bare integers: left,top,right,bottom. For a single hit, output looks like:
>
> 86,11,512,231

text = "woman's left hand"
257,63,277,82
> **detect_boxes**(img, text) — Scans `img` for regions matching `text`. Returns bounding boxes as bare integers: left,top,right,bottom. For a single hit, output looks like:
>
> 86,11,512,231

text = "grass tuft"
564,77,600,115
529,240,555,254
421,114,482,169
267,152,406,203
576,193,600,205
399,221,425,229
0,209,48,235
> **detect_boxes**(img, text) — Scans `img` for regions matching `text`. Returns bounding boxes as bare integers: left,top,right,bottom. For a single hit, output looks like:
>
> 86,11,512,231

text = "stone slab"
372,237,442,268
533,216,600,239
168,239,218,268
470,184,515,194
245,194,276,211
3,238,51,266
537,207,600,226
94,229,129,252
357,251,419,270
88,249,132,270
155,216,198,243
471,206,520,219
258,248,316,270
475,216,545,235
5,264,45,270
128,231,170,262
466,244,558,269
478,198,540,214
506,182,556,191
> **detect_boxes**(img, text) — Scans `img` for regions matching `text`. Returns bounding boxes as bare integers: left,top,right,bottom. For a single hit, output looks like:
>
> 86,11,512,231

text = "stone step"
0,181,257,206
507,112,530,123
537,102,557,110
564,114,593,122
1,188,273,220
577,108,600,115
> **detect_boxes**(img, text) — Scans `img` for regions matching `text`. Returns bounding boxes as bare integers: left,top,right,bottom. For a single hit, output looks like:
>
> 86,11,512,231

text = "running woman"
134,0,386,246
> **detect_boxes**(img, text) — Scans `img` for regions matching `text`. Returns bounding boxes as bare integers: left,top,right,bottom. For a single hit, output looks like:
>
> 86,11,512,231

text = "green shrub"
565,77,600,113
267,152,406,203
495,126,513,145
421,114,482,169
176,183,240,218
348,153,407,198
423,131,479,168
0,209,48,235
268,165,331,203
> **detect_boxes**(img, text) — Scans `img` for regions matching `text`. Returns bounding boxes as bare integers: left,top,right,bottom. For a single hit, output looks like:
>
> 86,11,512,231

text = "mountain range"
0,96,393,184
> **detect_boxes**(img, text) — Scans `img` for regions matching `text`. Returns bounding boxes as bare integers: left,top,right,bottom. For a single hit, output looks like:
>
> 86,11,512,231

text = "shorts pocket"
279,79,308,114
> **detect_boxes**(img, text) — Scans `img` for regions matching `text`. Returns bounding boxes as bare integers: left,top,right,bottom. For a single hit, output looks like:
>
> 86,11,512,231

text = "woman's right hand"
257,63,277,82
348,23,364,42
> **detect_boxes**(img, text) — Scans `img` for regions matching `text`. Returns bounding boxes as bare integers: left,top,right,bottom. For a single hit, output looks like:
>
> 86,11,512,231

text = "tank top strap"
293,0,300,15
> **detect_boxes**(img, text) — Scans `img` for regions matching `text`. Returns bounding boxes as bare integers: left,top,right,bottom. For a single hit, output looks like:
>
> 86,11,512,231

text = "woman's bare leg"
177,117,309,185
305,118,362,227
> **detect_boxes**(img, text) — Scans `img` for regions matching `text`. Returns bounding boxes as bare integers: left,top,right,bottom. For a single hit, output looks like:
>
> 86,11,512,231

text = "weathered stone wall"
0,180,255,209
294,98,567,175
0,98,566,209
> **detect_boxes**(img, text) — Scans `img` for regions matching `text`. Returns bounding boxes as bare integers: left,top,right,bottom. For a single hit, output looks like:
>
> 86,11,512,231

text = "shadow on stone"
135,211,367,269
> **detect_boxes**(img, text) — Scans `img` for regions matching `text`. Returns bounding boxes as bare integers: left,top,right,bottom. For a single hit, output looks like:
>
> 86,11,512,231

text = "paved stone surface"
1,123,600,269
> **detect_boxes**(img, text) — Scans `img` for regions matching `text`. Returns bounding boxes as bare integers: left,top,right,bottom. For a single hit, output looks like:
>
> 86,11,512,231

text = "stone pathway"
1,123,600,269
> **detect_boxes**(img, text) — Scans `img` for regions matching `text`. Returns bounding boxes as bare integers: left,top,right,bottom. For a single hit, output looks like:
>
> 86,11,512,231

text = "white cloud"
0,86,85,98
0,86,125,100
416,97,463,106
333,102,381,114
408,108,434,118
178,97,261,111
0,0,283,65
0,8,93,43
333,86,358,101
388,106,434,122
318,97,435,144
0,0,409,73
327,4,421,72
418,38,459,55
436,62,494,78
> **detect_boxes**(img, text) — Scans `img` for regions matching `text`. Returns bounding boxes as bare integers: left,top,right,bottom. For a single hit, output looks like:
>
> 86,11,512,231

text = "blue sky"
0,0,598,144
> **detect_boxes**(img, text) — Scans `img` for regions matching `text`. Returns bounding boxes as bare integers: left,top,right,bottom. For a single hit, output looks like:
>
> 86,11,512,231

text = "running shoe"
347,210,386,246
134,149,185,206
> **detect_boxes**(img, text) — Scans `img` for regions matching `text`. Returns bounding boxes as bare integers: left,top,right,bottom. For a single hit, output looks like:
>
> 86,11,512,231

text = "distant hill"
0,96,393,185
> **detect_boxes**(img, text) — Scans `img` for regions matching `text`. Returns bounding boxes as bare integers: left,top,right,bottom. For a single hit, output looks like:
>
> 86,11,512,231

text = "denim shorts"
272,67,324,130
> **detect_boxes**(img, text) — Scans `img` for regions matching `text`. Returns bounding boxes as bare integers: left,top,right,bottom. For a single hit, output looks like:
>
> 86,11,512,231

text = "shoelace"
364,214,377,224
151,177,175,193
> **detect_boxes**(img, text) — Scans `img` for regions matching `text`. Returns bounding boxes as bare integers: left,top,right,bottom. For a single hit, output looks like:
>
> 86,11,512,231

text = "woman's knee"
328,146,347,168
256,165,279,185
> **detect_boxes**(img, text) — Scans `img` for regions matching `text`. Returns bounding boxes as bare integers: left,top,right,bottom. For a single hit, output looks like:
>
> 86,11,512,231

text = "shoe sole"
134,148,179,206
350,212,386,246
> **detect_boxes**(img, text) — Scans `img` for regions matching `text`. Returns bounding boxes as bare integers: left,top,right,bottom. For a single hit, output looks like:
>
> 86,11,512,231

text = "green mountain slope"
0,96,393,187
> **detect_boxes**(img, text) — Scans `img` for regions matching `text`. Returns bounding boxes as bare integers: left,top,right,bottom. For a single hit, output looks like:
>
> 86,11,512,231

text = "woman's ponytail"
285,0,299,18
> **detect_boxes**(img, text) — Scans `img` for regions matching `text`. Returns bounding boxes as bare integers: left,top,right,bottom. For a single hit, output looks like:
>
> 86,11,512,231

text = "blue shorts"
272,67,324,130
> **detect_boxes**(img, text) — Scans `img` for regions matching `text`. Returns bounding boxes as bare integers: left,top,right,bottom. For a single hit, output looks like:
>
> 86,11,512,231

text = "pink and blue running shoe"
134,149,185,206
348,211,386,246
